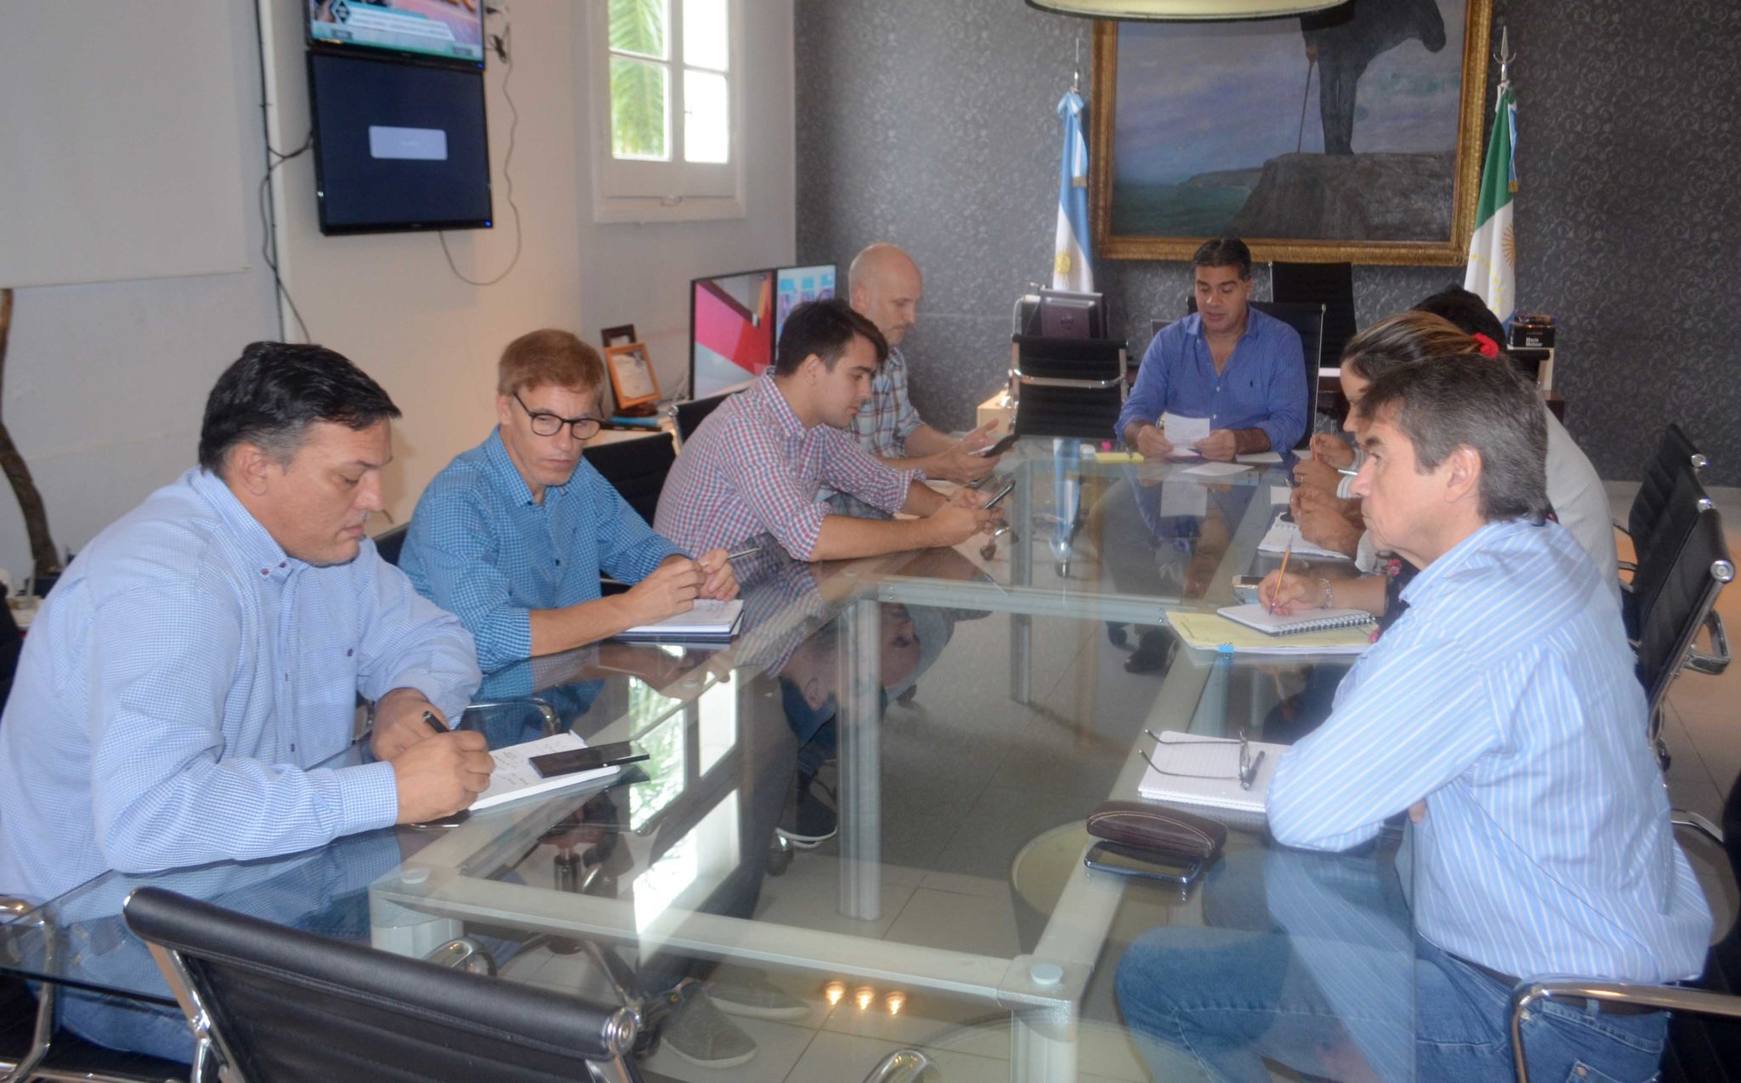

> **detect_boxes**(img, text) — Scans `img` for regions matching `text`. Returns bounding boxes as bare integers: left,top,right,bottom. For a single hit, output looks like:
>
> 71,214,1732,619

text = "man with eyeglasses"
400,329,736,672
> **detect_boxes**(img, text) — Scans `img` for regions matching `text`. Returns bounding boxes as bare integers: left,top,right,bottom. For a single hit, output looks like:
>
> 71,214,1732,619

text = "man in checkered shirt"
655,300,1001,562
845,243,1005,485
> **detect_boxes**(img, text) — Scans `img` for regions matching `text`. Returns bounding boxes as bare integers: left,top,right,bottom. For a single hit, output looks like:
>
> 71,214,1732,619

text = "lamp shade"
1027,0,1345,19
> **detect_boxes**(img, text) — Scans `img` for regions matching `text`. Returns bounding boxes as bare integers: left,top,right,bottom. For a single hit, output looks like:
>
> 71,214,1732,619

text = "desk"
0,450,1400,1082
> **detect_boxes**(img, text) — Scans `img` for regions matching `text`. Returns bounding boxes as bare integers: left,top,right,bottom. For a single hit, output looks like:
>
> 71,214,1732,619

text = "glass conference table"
0,447,1412,1082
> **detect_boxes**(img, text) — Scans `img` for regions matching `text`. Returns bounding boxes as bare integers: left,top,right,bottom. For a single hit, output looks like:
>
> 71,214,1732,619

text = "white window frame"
591,0,746,224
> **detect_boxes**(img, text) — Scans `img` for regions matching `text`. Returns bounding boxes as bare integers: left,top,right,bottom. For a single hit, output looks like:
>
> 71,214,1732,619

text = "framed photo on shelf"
600,323,638,348
603,342,661,414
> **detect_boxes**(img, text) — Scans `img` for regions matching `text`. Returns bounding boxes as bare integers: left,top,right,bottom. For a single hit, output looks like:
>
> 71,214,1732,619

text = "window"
594,0,742,222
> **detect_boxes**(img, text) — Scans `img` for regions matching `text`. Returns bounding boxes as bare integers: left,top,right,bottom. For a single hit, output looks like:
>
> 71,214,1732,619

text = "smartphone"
1083,841,1205,887
984,480,1017,510
1231,575,1264,604
974,432,1020,457
531,741,649,779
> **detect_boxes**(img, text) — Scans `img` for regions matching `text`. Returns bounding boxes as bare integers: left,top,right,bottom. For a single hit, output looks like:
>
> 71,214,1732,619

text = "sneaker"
662,988,757,1069
707,967,809,1021
776,774,838,849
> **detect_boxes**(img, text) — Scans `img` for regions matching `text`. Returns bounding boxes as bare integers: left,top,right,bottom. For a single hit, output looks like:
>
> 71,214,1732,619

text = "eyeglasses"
514,392,602,440
1137,729,1264,791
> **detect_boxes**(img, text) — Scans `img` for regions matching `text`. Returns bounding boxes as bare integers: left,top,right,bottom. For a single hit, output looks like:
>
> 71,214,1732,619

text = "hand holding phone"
983,480,1017,509
974,432,1020,458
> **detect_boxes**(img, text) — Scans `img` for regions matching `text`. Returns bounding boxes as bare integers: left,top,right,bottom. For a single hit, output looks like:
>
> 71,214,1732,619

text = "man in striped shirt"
656,300,1001,562
1120,353,1710,1080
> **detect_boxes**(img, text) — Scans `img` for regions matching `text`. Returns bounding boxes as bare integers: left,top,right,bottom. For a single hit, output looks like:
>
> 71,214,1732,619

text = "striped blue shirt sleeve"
1267,629,1493,852
404,484,534,670
88,584,399,875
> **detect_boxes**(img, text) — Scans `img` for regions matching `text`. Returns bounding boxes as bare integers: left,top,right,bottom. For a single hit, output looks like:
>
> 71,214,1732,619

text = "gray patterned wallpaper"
795,0,1741,484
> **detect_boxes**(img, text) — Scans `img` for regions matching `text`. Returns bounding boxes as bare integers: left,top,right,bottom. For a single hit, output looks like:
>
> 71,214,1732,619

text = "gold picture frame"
1090,0,1493,265
603,342,661,414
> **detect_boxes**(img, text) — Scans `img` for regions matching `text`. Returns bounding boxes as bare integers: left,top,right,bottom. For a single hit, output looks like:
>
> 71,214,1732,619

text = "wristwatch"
1316,576,1336,609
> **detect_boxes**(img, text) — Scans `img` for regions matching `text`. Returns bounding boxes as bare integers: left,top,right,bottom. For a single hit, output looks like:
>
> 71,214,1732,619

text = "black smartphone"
984,480,1017,509
1083,841,1206,887
531,741,649,779
975,432,1020,457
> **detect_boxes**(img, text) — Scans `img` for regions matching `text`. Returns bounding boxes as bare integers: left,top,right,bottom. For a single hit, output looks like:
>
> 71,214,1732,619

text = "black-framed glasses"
1137,728,1263,791
514,392,602,440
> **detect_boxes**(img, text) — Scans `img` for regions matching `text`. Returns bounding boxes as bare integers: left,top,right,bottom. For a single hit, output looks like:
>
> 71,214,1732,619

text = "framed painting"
1090,0,1493,265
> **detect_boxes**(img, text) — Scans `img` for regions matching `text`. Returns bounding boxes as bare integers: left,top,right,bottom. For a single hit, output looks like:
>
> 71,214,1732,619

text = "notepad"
1216,603,1376,636
617,599,743,642
1179,460,1251,479
1237,451,1284,464
471,732,620,812
1258,516,1356,561
1166,610,1372,655
1138,734,1287,814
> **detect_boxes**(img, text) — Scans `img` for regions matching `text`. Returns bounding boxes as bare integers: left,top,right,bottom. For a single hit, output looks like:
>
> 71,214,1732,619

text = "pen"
1270,538,1292,616
421,709,447,736
726,544,762,561
1241,750,1266,790
1336,466,1359,477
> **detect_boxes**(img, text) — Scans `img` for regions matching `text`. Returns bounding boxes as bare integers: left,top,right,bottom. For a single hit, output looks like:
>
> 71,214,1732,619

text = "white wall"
0,0,795,580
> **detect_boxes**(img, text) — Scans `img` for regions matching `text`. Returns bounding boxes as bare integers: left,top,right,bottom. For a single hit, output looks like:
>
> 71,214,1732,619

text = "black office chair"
1010,334,1126,438
123,886,643,1083
1510,768,1741,1082
1626,469,1718,643
672,391,736,445
372,523,409,567
1620,424,1709,578
1249,300,1325,450
1634,500,1732,765
1271,261,1357,373
583,431,677,527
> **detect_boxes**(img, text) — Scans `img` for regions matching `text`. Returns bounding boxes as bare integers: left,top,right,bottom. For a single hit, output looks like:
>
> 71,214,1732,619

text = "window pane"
683,69,729,163
611,57,669,160
609,0,666,59
682,0,728,72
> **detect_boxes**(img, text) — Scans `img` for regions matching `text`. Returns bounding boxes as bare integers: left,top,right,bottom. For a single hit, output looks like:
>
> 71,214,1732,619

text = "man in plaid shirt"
845,244,1004,484
655,300,1001,562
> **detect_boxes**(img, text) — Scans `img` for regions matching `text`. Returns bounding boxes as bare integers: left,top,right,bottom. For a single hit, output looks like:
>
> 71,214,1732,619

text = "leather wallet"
1086,801,1226,865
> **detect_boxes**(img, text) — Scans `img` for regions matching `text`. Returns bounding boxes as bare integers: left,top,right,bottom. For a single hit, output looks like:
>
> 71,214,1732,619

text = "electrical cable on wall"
440,12,522,286
259,130,314,343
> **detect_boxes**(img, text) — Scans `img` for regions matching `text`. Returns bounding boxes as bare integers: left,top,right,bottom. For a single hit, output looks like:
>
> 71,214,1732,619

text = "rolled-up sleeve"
819,430,916,515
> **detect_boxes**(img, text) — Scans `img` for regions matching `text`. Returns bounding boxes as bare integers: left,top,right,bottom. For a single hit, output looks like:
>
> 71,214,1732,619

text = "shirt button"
554,558,562,565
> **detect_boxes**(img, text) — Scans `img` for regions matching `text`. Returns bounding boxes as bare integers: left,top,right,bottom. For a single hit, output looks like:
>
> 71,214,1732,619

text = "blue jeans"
1116,925,1668,1082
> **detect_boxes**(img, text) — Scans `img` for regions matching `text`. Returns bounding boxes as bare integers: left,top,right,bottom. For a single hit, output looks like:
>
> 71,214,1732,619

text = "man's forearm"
900,423,951,458
1232,427,1271,455
1123,419,1153,446
529,596,639,657
811,514,940,561
899,480,948,516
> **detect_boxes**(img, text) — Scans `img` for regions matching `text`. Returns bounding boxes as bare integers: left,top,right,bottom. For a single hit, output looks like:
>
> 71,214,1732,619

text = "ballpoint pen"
1336,466,1359,477
421,709,447,736
726,544,762,561
1241,750,1266,790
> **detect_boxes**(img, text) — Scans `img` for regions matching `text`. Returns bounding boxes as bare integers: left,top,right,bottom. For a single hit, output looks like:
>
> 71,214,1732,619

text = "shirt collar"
754,371,808,437
1399,519,1530,606
1186,309,1263,344
482,428,562,507
188,467,297,582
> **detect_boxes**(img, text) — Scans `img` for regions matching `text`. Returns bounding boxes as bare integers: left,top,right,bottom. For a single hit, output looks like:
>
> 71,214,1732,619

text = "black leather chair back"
1011,334,1126,438
1629,424,1706,553
372,523,409,567
1626,469,1714,640
583,431,677,526
675,391,735,443
1250,300,1325,448
123,887,641,1083
1634,505,1732,720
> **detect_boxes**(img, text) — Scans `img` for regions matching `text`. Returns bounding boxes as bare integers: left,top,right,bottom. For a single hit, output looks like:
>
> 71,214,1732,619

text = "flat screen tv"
306,0,486,67
690,269,775,400
307,51,492,235
773,264,836,344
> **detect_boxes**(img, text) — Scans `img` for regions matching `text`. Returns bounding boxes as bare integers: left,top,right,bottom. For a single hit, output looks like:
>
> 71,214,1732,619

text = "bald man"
844,243,1002,485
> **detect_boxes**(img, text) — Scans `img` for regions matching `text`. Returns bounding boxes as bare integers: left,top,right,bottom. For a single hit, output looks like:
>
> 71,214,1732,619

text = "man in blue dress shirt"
1115,236,1307,460
0,342,491,1056
1118,351,1710,1080
399,329,737,673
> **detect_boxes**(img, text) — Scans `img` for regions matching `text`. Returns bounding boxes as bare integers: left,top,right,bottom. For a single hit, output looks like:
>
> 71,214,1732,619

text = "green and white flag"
1464,83,1518,323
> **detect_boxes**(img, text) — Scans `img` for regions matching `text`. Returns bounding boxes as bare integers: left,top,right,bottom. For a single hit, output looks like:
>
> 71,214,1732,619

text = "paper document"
1237,451,1284,464
1271,485,1293,505
1258,517,1356,562
1216,603,1375,637
1166,609,1372,656
1160,480,1208,519
618,598,743,641
1180,460,1250,479
472,732,619,812
1160,411,1210,457
1138,733,1288,814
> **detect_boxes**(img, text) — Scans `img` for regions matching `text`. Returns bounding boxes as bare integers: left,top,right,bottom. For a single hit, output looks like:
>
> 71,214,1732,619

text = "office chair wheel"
767,833,794,876
1106,622,1129,648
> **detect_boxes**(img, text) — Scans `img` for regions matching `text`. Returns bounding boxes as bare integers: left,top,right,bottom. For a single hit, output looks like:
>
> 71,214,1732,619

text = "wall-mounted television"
690,269,775,400
774,264,836,344
307,51,492,235
306,0,486,68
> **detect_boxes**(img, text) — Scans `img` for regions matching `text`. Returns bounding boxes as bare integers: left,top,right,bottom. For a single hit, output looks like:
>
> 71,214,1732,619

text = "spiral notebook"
1166,609,1373,655
1216,604,1376,637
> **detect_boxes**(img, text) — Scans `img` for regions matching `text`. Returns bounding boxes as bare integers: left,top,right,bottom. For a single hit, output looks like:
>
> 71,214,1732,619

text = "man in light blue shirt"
0,342,490,1056
1115,236,1307,460
399,329,737,672
1119,354,1709,1081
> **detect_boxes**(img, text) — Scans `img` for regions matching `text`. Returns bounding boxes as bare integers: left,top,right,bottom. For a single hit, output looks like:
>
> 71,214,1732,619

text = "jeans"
1116,925,1668,1082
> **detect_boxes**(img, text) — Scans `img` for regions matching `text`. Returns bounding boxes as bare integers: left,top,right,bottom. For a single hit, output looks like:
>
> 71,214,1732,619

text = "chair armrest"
1671,810,1725,847
1511,979,1741,1083
460,697,559,736
0,895,33,922
1687,611,1730,676
424,937,496,977
863,1049,935,1083
1618,560,1638,576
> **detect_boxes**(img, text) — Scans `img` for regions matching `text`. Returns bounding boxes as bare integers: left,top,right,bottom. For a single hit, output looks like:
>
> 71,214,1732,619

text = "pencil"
1271,538,1293,615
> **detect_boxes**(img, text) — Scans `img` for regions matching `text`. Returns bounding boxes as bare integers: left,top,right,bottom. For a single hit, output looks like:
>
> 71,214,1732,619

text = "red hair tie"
1471,332,1500,358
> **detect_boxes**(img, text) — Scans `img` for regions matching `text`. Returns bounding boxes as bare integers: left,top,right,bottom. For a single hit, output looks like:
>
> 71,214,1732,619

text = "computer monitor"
690,268,775,400
774,264,836,343
1015,289,1106,340
306,0,487,67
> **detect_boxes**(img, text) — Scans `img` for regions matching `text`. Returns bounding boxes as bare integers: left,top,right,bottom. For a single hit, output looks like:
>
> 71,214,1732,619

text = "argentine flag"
1053,89,1093,293
1464,82,1517,324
